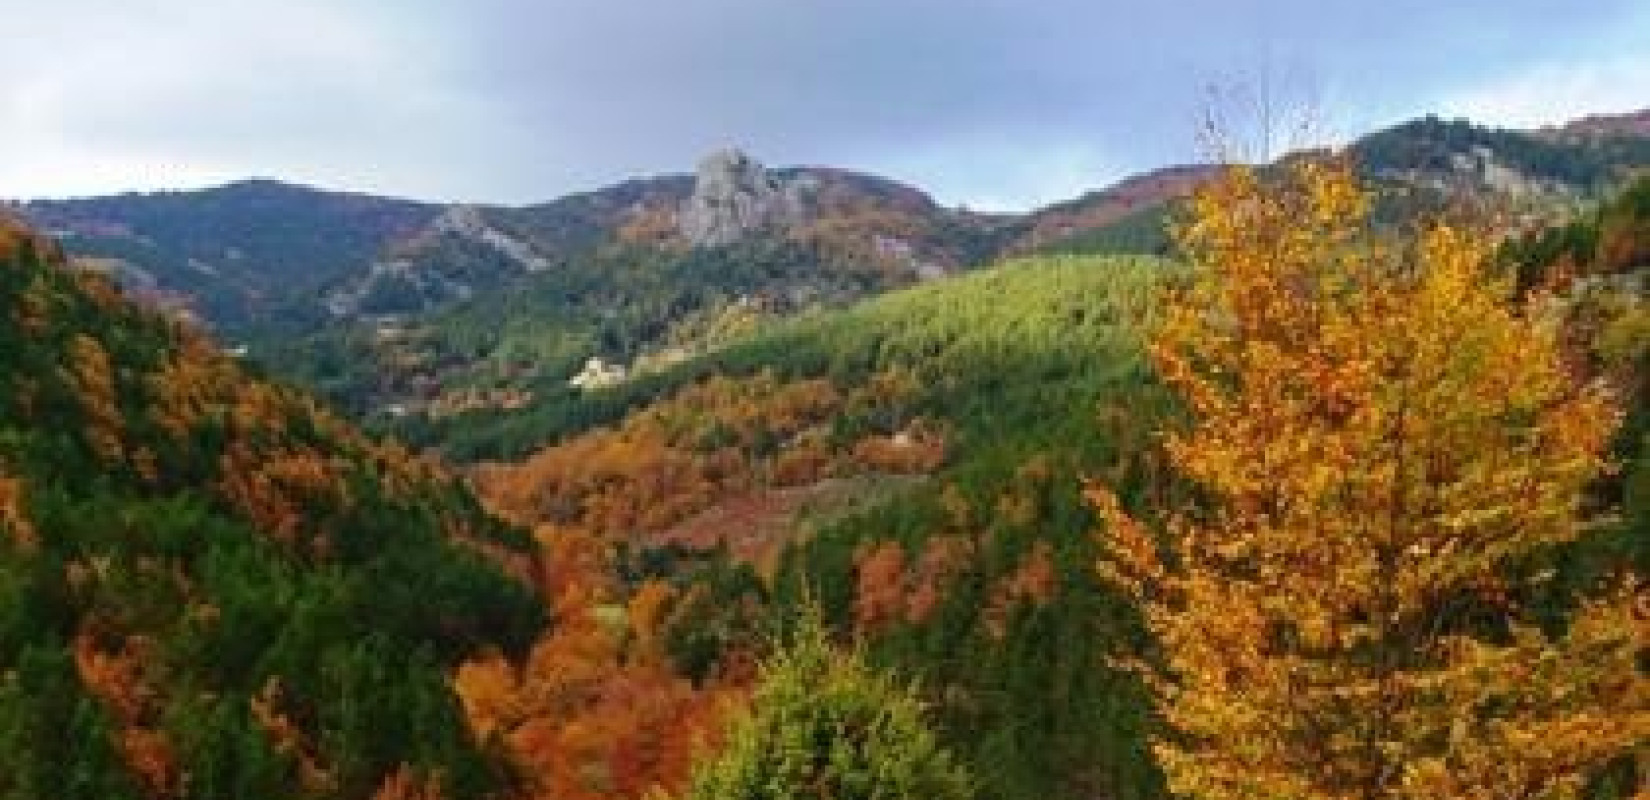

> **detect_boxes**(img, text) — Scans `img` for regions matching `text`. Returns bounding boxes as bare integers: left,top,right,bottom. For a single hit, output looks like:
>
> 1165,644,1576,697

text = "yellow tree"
1091,158,1648,800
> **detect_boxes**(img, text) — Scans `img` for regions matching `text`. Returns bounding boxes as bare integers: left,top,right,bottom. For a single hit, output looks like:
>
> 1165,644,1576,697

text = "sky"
2,0,1647,211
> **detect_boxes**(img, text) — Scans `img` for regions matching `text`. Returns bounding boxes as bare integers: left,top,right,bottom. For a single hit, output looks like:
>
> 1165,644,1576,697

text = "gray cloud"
3,0,1646,209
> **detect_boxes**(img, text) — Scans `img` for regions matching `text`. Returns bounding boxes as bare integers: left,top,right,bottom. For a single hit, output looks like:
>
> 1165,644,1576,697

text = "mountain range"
13,109,1650,439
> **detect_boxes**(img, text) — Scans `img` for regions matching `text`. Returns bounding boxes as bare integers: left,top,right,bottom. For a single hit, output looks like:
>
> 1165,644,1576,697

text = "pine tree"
671,609,973,800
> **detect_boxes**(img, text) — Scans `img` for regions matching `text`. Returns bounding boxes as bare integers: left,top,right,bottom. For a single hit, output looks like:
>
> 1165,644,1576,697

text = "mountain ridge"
14,108,1650,428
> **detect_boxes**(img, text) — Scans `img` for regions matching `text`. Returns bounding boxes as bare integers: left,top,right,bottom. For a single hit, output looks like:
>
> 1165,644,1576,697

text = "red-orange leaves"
73,632,179,795
217,445,350,548
120,727,176,796
853,541,909,634
453,575,738,800
250,676,330,790
904,535,972,625
73,632,150,726
853,535,975,634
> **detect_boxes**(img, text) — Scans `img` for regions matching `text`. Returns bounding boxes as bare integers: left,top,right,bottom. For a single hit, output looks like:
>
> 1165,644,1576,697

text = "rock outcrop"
430,205,552,272
679,149,807,247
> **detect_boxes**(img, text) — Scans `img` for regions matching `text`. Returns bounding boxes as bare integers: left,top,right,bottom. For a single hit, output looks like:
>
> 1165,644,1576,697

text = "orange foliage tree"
1091,159,1648,800
452,528,740,800
73,632,177,795
0,469,34,549
66,333,124,463
851,535,976,636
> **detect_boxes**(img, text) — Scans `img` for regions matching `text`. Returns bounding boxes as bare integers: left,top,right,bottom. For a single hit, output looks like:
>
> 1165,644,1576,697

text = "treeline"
1355,114,1650,188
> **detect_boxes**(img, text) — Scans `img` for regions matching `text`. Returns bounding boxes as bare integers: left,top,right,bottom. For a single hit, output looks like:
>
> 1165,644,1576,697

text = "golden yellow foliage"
1092,159,1647,800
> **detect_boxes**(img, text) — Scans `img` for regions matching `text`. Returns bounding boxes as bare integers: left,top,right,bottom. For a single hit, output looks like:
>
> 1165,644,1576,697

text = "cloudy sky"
3,0,1647,210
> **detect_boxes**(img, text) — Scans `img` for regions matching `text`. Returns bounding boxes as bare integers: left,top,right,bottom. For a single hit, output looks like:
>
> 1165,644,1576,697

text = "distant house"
568,357,628,390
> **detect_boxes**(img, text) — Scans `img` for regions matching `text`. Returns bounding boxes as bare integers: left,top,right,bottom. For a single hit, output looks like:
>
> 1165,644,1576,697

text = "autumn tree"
66,333,124,464
453,529,738,800
1091,159,1649,800
0,469,34,549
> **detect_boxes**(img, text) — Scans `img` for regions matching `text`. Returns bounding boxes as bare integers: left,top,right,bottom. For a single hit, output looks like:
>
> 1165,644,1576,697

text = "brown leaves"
0,469,36,549
371,765,448,800
983,541,1058,641
850,425,947,475
853,541,908,634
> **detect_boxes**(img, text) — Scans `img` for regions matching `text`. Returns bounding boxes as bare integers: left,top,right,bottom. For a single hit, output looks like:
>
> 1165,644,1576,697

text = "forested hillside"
0,206,1180,800
454,255,1178,800
259,234,934,425
0,212,544,800
23,181,438,332
1502,175,1650,573
436,169,1650,800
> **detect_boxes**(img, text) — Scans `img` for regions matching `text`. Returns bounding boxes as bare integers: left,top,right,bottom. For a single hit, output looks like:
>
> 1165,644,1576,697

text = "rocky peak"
679,148,807,247
431,204,490,238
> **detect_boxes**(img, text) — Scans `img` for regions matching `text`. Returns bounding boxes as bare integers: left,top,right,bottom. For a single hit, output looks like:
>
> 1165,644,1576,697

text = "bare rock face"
430,205,552,272
679,148,806,247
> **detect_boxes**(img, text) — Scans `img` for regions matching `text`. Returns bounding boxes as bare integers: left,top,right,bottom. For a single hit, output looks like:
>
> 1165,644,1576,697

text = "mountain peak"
679,148,807,246
695,147,761,178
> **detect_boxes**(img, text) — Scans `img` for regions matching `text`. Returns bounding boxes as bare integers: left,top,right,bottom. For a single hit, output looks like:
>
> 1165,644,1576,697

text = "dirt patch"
656,474,925,571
